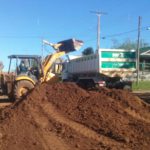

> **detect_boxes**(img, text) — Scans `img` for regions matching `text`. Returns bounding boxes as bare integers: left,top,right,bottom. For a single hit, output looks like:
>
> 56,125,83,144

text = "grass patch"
132,81,150,91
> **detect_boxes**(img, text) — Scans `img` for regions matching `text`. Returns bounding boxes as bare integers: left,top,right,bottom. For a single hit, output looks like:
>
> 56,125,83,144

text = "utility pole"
136,16,142,85
90,11,107,53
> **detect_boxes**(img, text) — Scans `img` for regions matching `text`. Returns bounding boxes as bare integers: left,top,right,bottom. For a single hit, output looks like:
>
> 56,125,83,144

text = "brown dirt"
133,92,150,104
0,82,150,150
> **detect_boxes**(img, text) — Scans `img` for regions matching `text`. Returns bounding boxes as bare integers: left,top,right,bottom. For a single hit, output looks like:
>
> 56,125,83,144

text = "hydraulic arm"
40,39,83,83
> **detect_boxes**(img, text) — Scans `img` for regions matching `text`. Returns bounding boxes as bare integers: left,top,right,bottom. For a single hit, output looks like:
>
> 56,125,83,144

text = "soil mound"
0,82,150,150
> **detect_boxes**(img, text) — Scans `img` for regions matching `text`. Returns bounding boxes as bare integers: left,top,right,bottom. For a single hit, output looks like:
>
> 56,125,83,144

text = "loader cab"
8,55,42,79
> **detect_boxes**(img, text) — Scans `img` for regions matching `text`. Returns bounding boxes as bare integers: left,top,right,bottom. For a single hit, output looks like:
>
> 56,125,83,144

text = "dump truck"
62,49,136,90
0,38,83,100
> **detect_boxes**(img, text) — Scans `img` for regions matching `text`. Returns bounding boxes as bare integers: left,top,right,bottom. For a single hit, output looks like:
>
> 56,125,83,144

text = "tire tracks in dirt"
100,91,150,124
124,107,150,124
27,105,72,150
29,100,129,149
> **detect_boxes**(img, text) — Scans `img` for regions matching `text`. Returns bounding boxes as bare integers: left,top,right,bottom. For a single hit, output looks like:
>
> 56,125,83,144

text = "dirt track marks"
100,90,150,123
125,107,150,124
28,105,71,150
32,101,128,149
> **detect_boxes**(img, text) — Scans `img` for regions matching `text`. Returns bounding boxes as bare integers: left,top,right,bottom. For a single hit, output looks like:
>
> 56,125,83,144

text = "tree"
112,38,149,50
0,61,4,72
82,47,94,55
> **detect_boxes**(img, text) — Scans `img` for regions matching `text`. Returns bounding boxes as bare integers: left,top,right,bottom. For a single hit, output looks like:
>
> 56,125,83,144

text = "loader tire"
14,80,34,100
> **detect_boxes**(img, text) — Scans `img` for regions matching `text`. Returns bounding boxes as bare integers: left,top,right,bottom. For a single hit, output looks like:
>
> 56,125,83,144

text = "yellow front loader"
0,39,83,100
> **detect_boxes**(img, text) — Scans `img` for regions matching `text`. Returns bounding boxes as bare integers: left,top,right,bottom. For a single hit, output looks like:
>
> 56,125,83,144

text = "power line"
101,25,150,39
0,25,149,42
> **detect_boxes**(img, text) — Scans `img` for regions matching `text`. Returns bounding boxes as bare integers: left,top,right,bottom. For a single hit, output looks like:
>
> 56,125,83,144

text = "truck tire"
123,85,132,91
14,80,34,100
77,79,95,89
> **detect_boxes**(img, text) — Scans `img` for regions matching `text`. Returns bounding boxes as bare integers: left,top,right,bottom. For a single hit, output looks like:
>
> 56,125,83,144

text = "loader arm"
40,51,65,82
40,39,83,83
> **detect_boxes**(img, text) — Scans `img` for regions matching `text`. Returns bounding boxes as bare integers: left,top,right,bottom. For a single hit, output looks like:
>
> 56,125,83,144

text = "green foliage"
82,47,94,55
112,38,149,50
117,39,137,50
132,81,150,90
140,47,150,51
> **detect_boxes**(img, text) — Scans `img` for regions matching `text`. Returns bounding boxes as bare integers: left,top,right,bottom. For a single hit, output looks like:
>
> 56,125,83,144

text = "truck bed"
65,49,136,78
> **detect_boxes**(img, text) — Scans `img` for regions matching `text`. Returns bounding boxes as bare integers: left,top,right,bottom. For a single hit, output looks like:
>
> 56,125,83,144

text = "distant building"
140,47,150,71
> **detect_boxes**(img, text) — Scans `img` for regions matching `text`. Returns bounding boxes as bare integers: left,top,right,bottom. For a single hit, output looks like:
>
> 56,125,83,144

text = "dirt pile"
0,82,150,150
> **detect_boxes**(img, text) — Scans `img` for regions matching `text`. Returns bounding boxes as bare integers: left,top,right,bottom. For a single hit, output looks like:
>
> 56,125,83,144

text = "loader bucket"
58,38,83,53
